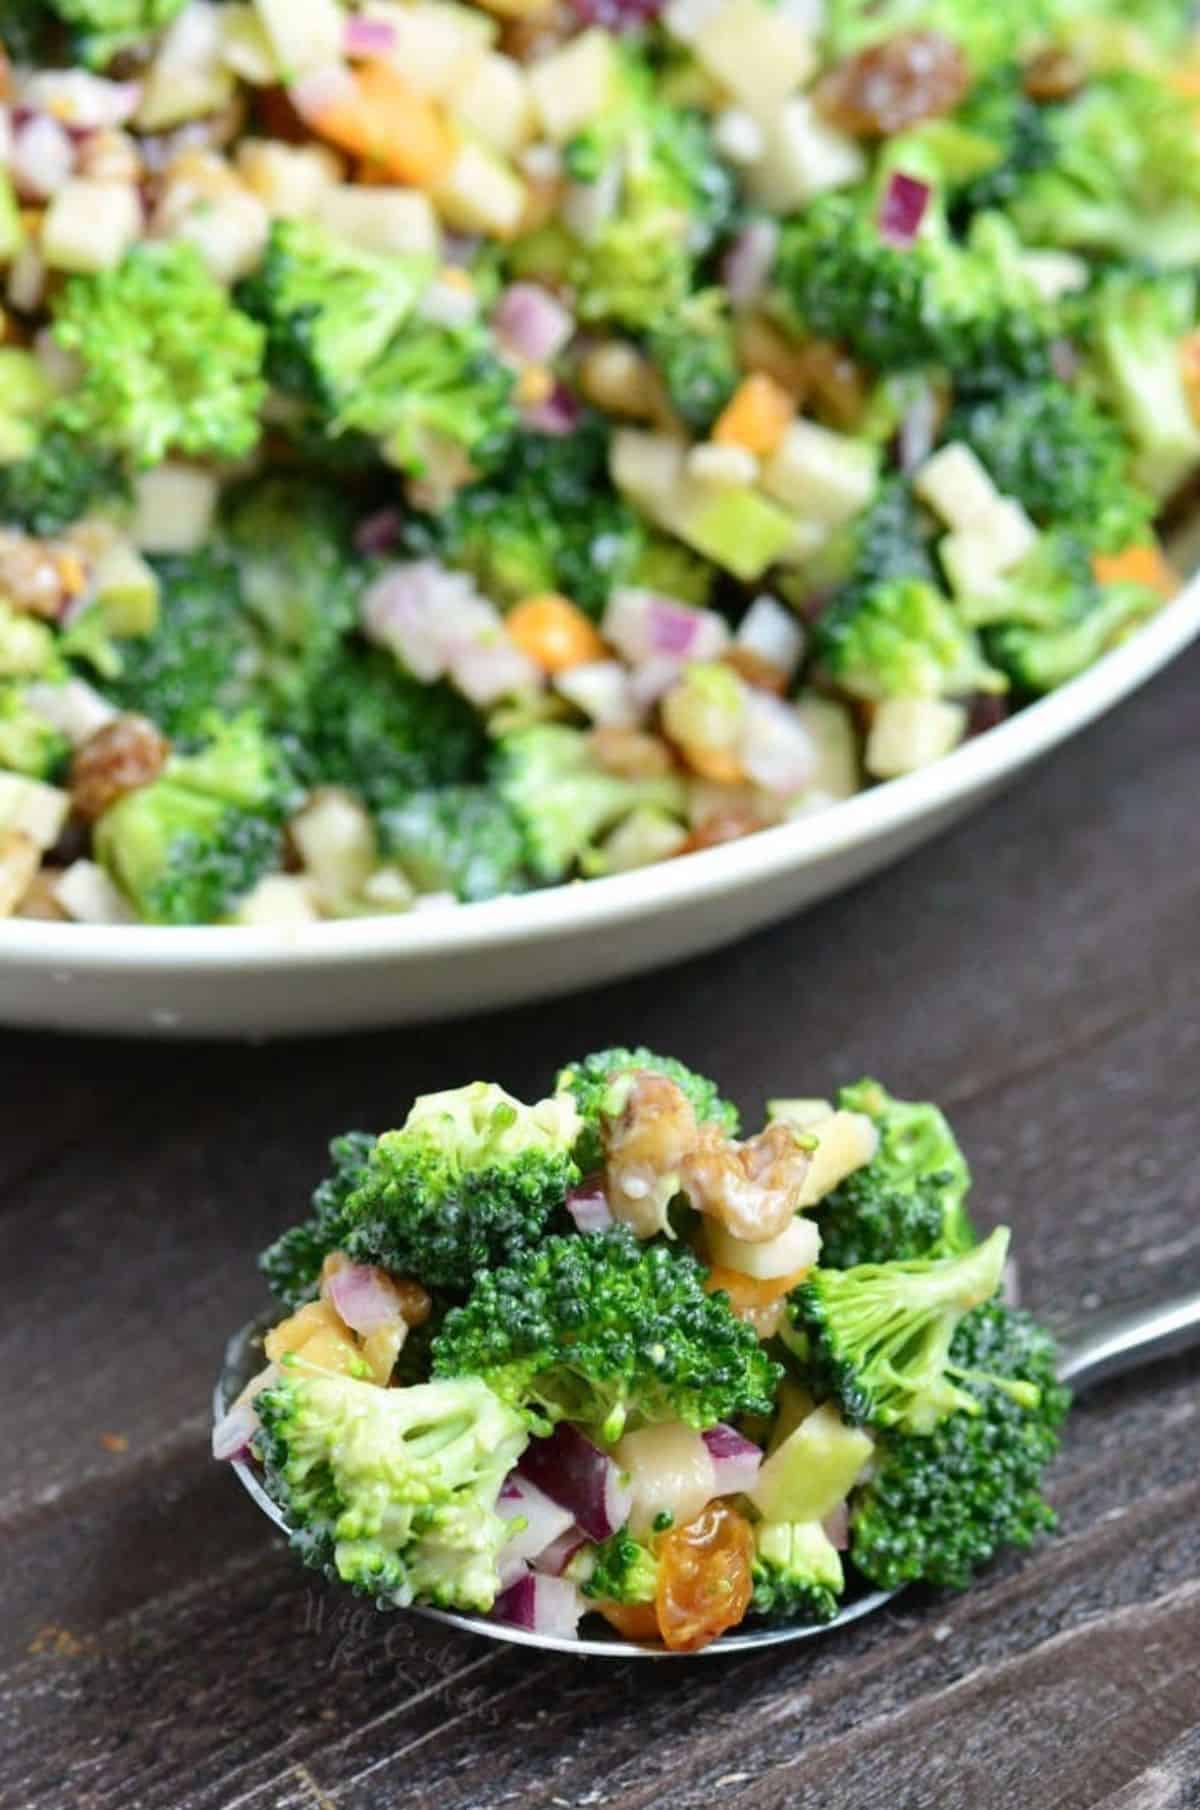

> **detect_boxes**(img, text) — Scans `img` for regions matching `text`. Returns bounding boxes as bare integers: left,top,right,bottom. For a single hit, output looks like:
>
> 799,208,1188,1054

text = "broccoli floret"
50,243,265,468
238,219,432,412
401,418,646,616
815,576,1003,700
332,318,517,480
817,1079,975,1269
0,426,127,537
431,1227,781,1443
93,712,293,925
260,1131,378,1310
262,1084,581,1300
492,724,686,886
50,0,187,65
958,532,1161,694
946,382,1154,555
802,475,937,600
950,67,1057,219
255,1369,528,1613
288,641,487,821
3,0,60,60
1084,270,1200,502
822,0,1047,71
850,1301,1070,1590
378,787,526,903
646,290,740,436
98,551,260,742
0,685,70,779
580,1527,658,1604
556,1046,740,1175
775,194,1054,382
750,1520,844,1624
1009,72,1200,269
792,1227,1011,1433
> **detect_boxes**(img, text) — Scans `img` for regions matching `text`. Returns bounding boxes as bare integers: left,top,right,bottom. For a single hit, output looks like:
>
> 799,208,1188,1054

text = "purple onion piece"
535,1528,589,1577
722,219,779,309
493,1572,584,1639
701,1424,763,1496
521,382,580,437
566,1175,614,1235
518,1423,632,1541
878,171,931,248
344,15,397,55
496,1473,575,1566
354,507,403,556
323,1263,403,1335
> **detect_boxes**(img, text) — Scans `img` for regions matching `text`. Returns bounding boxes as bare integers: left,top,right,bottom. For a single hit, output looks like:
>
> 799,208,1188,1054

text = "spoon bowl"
217,1284,1200,1657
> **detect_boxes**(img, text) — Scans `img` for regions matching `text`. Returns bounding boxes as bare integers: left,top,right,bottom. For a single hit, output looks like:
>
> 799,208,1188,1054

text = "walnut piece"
603,1072,701,1239
815,31,970,138
681,1121,812,1243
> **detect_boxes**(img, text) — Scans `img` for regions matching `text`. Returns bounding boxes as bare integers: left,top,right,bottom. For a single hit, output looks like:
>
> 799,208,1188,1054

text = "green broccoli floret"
492,724,686,886
98,552,260,742
1008,71,1200,269
93,711,294,925
775,194,1054,382
3,0,60,61
580,1527,658,1604
800,476,937,601
288,641,487,821
260,1130,378,1310
332,318,517,480
237,219,432,412
255,1369,528,1613
815,576,1003,700
432,1227,781,1443
50,0,187,64
950,66,1057,219
816,1079,975,1269
0,426,127,537
750,1520,844,1624
50,243,265,468
0,685,70,779
850,1300,1069,1590
514,54,733,333
646,290,739,436
792,1226,1011,1433
822,0,1047,71
379,786,527,903
946,382,1154,555
556,1046,740,1175
957,532,1161,694
261,1084,581,1300
401,417,646,616
1084,269,1200,501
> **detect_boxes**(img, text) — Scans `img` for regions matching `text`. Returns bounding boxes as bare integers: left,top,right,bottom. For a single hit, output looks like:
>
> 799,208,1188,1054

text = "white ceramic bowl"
4,579,1200,1038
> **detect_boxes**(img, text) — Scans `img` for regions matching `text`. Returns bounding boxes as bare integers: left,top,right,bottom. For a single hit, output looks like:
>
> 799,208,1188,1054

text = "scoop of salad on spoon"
213,1050,1200,1655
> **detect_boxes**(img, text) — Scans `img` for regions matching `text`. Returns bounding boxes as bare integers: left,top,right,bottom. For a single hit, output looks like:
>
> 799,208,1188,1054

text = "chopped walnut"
603,1072,701,1239
681,1121,812,1243
16,869,69,921
69,714,170,822
590,726,677,780
815,31,970,138
0,529,84,620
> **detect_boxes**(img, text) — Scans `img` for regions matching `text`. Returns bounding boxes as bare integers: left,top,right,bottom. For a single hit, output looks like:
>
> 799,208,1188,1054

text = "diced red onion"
343,15,397,56
570,0,665,28
497,1473,576,1568
498,1551,529,1590
362,561,451,682
603,588,730,667
354,508,403,557
967,693,1010,738
322,1262,404,1336
212,1398,259,1462
722,219,779,310
822,1502,849,1551
736,594,804,680
555,660,640,729
492,1572,585,1639
290,62,359,130
12,115,74,201
878,171,931,249
895,385,939,477
629,654,685,711
522,383,579,437
535,1528,589,1577
701,1424,763,1497
22,72,142,130
740,691,817,797
566,1175,615,1234
494,283,575,366
518,1423,633,1541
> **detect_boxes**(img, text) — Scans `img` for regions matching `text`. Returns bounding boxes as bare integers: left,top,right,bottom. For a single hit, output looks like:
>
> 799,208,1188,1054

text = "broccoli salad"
215,1049,1070,1651
1,3,1197,925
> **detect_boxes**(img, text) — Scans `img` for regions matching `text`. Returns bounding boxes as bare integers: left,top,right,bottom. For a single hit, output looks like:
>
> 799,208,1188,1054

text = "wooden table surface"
4,645,1200,1810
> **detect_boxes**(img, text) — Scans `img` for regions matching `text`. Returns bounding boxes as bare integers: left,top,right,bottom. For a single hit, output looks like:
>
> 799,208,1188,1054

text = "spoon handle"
1058,1284,1200,1391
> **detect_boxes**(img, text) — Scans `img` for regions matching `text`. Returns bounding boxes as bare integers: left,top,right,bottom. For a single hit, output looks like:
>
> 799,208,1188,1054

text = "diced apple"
597,807,689,874
317,183,441,256
370,1,493,99
41,180,142,273
130,466,220,557
672,480,798,582
431,138,526,237
746,96,866,211
91,540,162,635
866,696,968,779
0,772,69,850
790,693,860,805
253,0,344,80
707,1213,821,1280
914,441,1000,529
527,29,615,143
767,1097,833,1130
692,0,816,107
750,1403,874,1524
235,874,322,927
795,1110,879,1207
449,51,535,157
237,139,344,217
761,418,878,526
218,3,279,83
610,428,686,506
291,788,377,907
172,188,270,283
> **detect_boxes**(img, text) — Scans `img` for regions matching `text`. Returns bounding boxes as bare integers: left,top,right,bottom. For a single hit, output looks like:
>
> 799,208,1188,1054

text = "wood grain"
2,643,1199,1810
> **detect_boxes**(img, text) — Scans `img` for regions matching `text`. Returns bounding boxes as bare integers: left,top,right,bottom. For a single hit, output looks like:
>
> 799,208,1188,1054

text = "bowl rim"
6,579,1200,973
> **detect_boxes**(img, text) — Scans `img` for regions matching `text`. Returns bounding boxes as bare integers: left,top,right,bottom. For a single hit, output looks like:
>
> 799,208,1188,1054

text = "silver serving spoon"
216,1284,1200,1659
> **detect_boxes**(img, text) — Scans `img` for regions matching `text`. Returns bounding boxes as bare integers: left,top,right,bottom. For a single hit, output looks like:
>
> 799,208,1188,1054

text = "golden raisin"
722,647,789,695
800,340,871,433
815,31,970,138
69,715,170,822
678,807,763,855
1023,47,1087,103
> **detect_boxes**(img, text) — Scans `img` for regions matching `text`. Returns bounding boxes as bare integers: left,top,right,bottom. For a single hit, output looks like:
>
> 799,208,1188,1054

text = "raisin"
1023,47,1087,103
815,31,970,138
70,714,170,822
